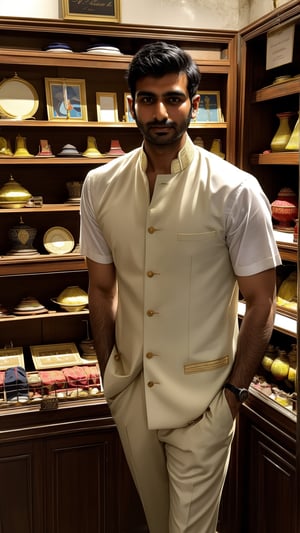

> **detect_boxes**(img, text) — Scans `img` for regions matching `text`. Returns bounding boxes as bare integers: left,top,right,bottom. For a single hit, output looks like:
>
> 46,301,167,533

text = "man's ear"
127,94,136,120
191,94,200,120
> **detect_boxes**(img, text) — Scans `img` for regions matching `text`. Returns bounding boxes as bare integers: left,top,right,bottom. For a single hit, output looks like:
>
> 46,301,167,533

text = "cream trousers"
108,372,235,533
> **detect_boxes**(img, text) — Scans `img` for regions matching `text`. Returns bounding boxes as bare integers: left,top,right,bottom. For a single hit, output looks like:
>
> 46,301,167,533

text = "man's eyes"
137,96,184,105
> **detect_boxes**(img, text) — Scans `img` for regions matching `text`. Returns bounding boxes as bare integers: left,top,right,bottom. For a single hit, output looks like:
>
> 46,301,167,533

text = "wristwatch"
224,383,249,403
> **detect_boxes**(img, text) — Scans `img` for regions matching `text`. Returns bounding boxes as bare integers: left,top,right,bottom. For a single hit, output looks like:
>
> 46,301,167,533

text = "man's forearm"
88,289,117,378
228,299,276,389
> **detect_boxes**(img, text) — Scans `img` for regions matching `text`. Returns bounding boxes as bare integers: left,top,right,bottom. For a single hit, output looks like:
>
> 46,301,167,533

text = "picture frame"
30,342,82,370
44,78,88,121
0,347,25,371
194,91,223,123
62,0,120,23
124,92,135,123
96,92,119,122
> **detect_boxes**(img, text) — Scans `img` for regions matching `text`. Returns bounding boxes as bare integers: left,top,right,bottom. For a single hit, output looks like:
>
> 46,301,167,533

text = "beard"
134,108,193,147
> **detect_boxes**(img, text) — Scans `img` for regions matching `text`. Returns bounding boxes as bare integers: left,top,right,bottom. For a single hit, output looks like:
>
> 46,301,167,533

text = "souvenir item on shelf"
0,136,13,157
0,346,24,369
4,366,29,402
65,181,83,204
80,320,97,361
272,75,292,84
0,73,39,119
285,112,300,151
43,226,75,255
45,42,73,53
13,296,48,316
0,304,11,319
82,136,103,158
36,139,54,157
293,218,298,243
7,216,39,256
287,344,297,385
106,139,126,157
261,344,276,371
193,136,204,148
52,285,88,312
271,187,298,231
85,44,122,55
13,134,34,158
270,350,290,380
276,270,297,310
57,143,81,156
210,138,225,159
270,111,293,152
30,342,82,370
0,174,32,208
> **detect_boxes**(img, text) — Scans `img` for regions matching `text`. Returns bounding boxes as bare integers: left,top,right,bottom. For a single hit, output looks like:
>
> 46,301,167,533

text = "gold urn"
0,175,32,208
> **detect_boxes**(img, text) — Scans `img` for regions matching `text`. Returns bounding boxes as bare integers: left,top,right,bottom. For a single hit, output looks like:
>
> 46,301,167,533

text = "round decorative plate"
43,226,75,255
0,74,39,119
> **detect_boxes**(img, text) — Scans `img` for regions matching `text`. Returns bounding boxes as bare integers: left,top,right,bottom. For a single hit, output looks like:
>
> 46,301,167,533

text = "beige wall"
0,0,294,30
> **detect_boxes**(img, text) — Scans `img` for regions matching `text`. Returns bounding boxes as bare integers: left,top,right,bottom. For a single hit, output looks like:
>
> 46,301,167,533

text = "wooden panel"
45,430,117,533
247,425,296,533
0,441,43,533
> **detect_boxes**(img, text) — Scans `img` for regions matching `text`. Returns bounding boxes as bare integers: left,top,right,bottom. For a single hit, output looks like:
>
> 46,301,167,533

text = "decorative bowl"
52,285,88,312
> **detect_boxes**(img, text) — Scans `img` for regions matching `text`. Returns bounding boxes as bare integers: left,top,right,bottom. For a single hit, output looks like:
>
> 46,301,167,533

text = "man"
80,41,281,533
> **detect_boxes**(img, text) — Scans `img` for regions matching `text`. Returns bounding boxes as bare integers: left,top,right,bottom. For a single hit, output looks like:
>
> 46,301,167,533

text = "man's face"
128,72,199,147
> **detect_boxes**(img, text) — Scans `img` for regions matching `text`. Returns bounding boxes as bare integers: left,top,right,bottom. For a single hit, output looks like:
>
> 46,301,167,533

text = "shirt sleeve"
79,174,113,264
225,176,282,276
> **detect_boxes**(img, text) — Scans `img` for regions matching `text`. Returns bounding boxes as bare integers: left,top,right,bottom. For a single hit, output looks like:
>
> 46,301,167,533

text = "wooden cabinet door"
242,424,296,533
44,428,117,533
0,440,43,533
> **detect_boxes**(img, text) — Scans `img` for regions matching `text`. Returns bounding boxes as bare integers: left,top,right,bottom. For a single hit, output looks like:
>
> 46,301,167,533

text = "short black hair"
127,41,201,101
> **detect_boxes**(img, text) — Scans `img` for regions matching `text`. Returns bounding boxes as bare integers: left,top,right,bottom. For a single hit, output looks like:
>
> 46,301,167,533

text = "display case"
235,3,300,532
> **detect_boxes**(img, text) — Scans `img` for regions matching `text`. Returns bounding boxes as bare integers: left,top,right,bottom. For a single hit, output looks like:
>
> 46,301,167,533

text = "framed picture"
96,92,118,122
194,91,222,123
45,78,88,121
30,342,82,369
124,92,135,123
62,0,120,23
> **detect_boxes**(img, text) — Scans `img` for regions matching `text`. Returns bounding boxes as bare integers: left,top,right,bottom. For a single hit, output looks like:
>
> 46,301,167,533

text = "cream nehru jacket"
90,136,243,429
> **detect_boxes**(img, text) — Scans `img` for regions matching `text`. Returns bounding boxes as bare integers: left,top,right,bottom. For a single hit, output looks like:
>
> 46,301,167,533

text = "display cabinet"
236,3,300,532
0,17,238,532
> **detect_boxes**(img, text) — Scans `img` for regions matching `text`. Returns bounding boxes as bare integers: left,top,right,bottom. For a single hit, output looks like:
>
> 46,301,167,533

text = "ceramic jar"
271,187,298,230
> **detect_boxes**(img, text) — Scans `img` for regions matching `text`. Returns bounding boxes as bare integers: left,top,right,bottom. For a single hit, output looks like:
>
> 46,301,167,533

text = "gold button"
147,271,154,277
148,226,157,234
147,309,156,317
147,381,154,388
114,353,121,361
146,352,153,358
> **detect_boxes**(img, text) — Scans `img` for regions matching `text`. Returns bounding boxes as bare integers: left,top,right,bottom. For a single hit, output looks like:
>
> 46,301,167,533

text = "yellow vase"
285,113,300,151
270,112,292,152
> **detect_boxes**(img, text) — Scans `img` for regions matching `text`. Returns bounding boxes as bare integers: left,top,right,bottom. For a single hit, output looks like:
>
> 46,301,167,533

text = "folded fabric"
4,366,29,401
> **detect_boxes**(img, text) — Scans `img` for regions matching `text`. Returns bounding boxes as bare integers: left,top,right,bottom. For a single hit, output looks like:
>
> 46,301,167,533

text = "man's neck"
144,135,186,175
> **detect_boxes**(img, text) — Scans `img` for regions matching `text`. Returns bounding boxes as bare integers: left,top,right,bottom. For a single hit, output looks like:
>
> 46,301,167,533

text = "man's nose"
153,100,168,120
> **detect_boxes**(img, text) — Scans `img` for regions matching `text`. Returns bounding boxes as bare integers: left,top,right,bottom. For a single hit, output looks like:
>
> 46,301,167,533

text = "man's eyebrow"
136,90,187,97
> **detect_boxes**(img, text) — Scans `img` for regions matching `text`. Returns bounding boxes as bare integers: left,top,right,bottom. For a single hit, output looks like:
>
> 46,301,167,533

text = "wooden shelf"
0,204,80,213
0,157,111,165
0,120,137,128
254,77,300,102
0,308,89,322
250,152,299,165
0,254,87,275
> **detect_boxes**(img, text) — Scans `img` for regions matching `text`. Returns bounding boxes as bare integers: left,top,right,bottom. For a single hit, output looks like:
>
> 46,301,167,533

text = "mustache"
147,119,175,127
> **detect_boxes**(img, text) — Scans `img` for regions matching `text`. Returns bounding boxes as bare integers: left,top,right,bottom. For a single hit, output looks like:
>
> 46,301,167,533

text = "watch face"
239,389,249,402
